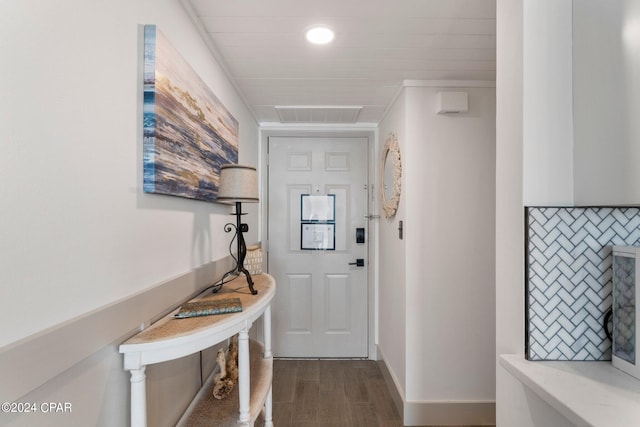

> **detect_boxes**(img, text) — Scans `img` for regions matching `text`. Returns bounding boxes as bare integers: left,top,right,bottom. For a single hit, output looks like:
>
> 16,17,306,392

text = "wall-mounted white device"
611,246,640,380
436,91,468,114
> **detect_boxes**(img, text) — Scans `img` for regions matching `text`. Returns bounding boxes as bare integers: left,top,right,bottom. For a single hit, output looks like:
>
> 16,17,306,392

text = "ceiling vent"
275,106,363,124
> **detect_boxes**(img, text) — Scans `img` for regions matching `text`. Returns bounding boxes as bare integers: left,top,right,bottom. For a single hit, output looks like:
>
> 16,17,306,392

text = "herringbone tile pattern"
526,207,640,360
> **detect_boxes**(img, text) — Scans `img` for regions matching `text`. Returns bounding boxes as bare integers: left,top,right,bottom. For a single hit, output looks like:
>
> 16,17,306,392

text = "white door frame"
259,127,378,360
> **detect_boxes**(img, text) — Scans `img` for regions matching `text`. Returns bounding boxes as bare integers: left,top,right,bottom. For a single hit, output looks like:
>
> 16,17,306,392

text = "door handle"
349,259,365,267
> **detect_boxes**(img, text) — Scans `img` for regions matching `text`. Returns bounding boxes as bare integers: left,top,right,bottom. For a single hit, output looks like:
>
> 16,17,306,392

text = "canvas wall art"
143,25,238,202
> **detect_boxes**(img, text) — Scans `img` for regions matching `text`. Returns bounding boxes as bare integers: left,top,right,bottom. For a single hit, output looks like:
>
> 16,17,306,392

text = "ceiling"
184,0,496,125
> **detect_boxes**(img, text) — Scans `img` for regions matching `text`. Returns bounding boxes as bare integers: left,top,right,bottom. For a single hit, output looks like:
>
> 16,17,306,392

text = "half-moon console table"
119,274,276,427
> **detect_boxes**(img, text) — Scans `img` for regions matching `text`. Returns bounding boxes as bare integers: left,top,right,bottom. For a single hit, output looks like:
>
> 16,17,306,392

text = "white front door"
267,136,369,358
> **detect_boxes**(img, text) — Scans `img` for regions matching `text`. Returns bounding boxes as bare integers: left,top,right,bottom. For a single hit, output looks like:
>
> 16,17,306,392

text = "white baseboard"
376,350,405,418
403,400,495,426
377,346,496,426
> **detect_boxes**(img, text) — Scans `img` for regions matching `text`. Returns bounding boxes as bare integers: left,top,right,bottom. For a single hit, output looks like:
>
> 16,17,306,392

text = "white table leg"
238,329,250,424
264,384,273,427
263,305,272,358
263,305,273,426
130,366,147,427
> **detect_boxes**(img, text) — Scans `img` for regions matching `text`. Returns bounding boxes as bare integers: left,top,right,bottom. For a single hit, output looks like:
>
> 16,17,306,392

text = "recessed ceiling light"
305,26,335,45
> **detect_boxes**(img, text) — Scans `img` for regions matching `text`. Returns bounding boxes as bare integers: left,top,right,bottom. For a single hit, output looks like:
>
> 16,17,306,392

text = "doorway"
266,136,371,358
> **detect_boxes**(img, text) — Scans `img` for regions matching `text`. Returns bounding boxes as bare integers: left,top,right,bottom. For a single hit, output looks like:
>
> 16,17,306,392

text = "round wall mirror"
380,133,401,218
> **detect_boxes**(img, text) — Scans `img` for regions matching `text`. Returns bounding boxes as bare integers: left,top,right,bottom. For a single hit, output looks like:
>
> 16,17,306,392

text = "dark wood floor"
270,359,495,427
272,359,402,427
184,357,493,426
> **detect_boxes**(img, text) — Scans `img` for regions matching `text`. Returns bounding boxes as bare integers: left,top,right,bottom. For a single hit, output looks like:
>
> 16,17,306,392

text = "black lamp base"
215,201,258,295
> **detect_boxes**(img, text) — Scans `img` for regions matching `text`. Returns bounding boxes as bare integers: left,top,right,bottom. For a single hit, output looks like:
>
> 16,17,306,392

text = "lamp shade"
216,164,259,203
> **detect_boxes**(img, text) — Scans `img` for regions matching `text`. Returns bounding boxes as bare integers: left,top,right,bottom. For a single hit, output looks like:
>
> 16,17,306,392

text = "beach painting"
143,25,238,202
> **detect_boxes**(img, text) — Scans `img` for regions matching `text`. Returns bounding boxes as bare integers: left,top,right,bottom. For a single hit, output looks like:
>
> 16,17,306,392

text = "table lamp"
215,164,259,295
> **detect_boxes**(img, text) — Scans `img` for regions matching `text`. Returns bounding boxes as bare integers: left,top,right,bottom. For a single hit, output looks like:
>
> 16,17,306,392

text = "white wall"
573,0,640,204
520,0,640,207
0,0,258,348
378,83,496,425
522,0,574,206
377,89,408,397
0,0,258,425
495,0,527,422
496,0,575,425
404,85,495,402
497,0,640,425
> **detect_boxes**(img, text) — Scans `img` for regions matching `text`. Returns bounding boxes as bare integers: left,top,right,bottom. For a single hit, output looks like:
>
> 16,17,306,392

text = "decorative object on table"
142,25,238,202
213,349,234,400
226,334,239,383
173,297,242,319
215,164,260,295
245,245,263,275
380,133,401,218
